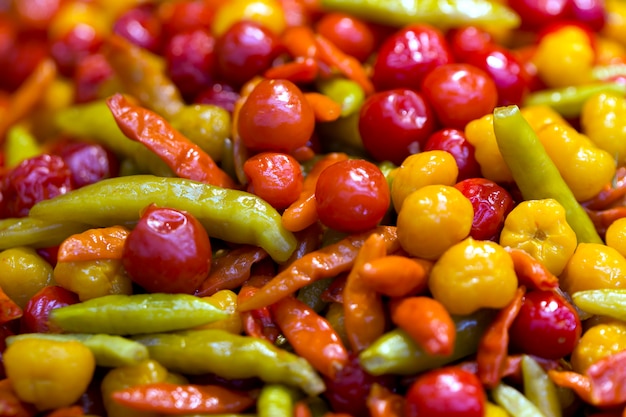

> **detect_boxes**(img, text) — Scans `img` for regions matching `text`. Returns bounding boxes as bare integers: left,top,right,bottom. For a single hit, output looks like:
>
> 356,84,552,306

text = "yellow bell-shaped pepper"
581,91,626,165
464,114,514,184
560,243,626,294
571,321,626,373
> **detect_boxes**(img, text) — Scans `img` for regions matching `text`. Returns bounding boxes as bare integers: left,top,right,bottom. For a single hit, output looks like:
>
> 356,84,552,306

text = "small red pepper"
20,285,80,333
106,93,235,189
476,286,526,388
111,382,256,414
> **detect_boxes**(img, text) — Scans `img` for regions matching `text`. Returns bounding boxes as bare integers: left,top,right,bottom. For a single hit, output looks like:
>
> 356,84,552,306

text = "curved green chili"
6,333,149,368
26,175,298,262
493,105,603,244
0,218,90,250
491,383,546,417
571,289,626,321
132,329,326,397
521,355,562,417
257,384,300,417
49,293,229,335
359,309,495,375
320,0,520,29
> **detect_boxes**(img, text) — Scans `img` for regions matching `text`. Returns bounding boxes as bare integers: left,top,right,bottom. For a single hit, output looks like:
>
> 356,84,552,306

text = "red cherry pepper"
20,285,79,333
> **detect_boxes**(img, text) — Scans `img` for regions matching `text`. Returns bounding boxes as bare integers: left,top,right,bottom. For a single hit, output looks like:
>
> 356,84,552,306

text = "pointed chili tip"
493,105,520,120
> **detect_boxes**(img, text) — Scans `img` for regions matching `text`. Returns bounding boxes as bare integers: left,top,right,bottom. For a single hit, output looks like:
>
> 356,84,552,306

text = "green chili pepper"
571,289,626,321
521,355,562,417
49,293,229,335
257,384,300,417
523,83,626,119
491,383,546,417
5,124,42,168
132,328,326,397
493,105,602,244
0,218,90,250
296,278,333,313
6,333,149,368
54,100,173,177
320,0,520,29
359,309,495,375
26,175,298,262
316,77,365,117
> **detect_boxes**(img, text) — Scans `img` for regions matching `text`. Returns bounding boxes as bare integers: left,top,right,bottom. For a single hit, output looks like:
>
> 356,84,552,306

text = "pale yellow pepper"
580,91,626,165
560,243,626,294
499,198,577,276
464,114,514,184
571,320,626,373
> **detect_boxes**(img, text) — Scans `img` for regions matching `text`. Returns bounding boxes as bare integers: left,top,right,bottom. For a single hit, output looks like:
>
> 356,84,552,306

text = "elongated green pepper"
491,383,546,417
5,124,42,168
0,218,90,249
493,105,603,244
49,293,229,335
572,289,626,321
6,333,149,368
257,384,300,417
523,82,626,119
132,329,326,397
320,0,520,29
26,175,298,262
359,309,495,375
521,355,562,417
55,100,173,177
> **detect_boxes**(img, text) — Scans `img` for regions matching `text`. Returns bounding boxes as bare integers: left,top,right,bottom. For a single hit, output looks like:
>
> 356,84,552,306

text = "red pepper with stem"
476,286,526,388
111,382,256,414
106,93,235,189
270,295,350,378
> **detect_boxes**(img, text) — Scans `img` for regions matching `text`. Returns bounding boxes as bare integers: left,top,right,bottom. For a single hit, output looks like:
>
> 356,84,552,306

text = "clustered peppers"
1,0,626,416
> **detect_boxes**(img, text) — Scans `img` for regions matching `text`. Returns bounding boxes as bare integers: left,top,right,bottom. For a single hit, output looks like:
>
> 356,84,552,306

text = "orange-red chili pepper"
343,233,388,353
0,58,57,142
45,405,84,417
271,295,350,378
582,166,626,210
111,382,256,414
282,152,349,232
366,383,405,417
476,286,526,388
585,206,626,238
458,354,560,382
195,246,269,297
0,287,22,325
238,226,399,312
279,222,324,271
282,25,319,59
265,57,320,83
294,400,314,417
304,92,342,122
106,93,235,189
238,274,281,342
56,225,130,263
314,33,374,96
359,256,431,297
0,379,36,417
391,296,456,357
549,349,626,407
506,248,559,291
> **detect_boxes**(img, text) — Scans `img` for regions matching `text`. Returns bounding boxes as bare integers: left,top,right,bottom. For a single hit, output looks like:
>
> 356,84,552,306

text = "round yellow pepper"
53,259,133,301
560,243,626,294
606,217,626,257
535,122,616,202
390,150,459,212
580,91,626,165
0,247,55,308
464,114,514,184
570,321,626,373
602,0,626,47
397,185,473,260
499,198,577,276
428,237,518,315
212,0,286,37
4,338,95,411
532,25,595,88
195,289,243,334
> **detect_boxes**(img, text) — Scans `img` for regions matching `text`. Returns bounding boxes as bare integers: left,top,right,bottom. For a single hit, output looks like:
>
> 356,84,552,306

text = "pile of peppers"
2,0,626,415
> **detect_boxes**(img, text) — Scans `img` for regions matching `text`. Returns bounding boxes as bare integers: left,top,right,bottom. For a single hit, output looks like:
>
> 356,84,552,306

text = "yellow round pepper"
53,258,133,301
390,150,459,212
499,198,577,276
428,237,518,315
580,91,626,165
532,25,595,88
560,243,626,294
212,0,286,37
519,105,568,132
0,247,55,308
602,0,626,47
535,122,616,202
4,338,95,411
464,114,514,184
396,185,473,260
606,217,626,257
195,289,243,334
570,321,626,373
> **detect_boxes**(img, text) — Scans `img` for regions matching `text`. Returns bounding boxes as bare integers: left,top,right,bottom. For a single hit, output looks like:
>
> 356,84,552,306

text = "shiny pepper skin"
581,92,626,165
499,198,577,276
0,247,55,309
535,122,616,202
4,338,95,410
244,152,304,210
560,243,626,294
397,184,473,260
464,114,514,184
606,218,626,257
429,237,518,315
571,321,626,373
53,258,134,301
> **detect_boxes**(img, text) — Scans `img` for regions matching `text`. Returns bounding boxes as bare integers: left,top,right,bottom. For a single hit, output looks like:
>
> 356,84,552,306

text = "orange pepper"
506,248,559,291
0,286,22,325
304,92,342,122
366,383,405,417
359,256,431,297
56,225,130,263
